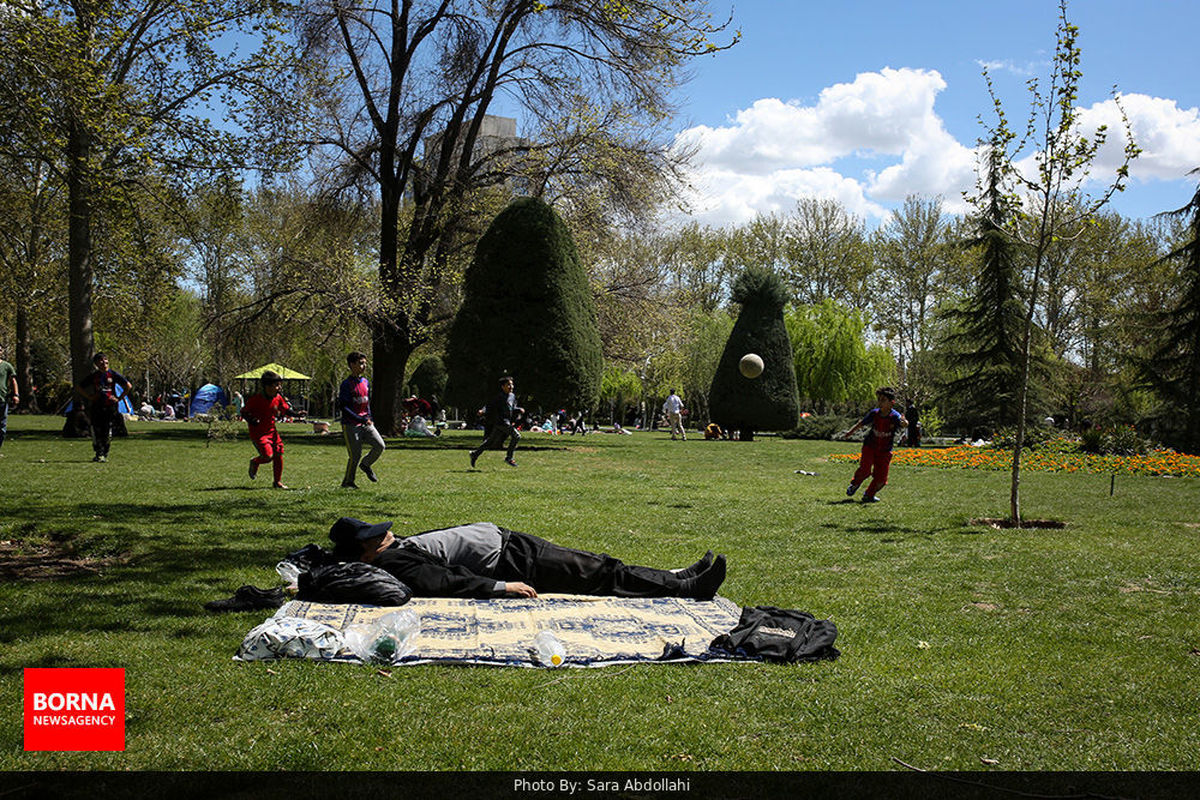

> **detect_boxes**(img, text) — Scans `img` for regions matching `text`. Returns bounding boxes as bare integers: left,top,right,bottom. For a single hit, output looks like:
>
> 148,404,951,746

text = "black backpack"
298,562,413,606
711,606,839,663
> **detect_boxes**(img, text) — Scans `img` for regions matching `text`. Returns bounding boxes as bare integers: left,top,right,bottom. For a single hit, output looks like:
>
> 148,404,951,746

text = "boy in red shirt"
243,370,291,489
842,386,908,503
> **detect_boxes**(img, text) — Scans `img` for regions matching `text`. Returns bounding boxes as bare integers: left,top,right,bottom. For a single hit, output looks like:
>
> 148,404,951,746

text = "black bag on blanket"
710,605,839,663
298,562,413,606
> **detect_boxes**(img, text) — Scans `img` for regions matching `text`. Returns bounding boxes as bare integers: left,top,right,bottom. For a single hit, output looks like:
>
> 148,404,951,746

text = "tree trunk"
67,118,95,383
371,323,414,437
14,304,36,412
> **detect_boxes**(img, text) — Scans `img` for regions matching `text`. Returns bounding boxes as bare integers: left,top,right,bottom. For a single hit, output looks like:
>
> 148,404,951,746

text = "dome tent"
188,383,229,416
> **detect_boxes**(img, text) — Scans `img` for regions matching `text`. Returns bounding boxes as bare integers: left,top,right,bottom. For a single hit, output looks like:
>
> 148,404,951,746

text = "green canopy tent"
233,363,312,414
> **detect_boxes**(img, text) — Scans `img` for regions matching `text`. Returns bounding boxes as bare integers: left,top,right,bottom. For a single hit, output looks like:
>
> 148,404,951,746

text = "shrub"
782,415,856,440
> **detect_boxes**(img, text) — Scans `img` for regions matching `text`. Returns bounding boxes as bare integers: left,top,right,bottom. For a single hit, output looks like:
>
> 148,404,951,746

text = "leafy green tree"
782,197,871,306
1,0,303,382
873,195,951,373
786,299,894,413
598,365,643,425
298,0,736,433
708,267,799,439
1140,173,1200,453
443,197,603,413
0,154,66,411
677,307,735,425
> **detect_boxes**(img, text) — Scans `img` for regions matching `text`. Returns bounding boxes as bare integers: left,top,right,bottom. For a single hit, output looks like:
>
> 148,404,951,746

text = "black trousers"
472,422,520,459
90,403,117,456
496,530,687,597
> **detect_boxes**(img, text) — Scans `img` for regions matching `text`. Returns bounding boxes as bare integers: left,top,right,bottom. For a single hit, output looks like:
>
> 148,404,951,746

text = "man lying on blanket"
329,518,726,601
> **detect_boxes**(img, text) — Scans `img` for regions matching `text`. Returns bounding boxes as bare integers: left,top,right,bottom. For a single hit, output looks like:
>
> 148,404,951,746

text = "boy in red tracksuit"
243,370,291,489
842,386,908,503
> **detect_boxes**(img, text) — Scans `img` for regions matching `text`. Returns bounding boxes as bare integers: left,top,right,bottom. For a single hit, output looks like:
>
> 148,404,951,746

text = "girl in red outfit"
841,387,908,503
243,370,292,489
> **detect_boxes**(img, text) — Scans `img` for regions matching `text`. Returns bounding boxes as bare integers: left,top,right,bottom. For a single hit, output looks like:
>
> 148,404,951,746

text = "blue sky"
668,0,1200,227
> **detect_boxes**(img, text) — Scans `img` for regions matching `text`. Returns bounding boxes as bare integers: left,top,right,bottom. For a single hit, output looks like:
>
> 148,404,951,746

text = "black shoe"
684,555,726,600
504,458,517,467
360,463,378,482
341,481,358,489
676,550,714,579
204,585,285,612
469,451,479,468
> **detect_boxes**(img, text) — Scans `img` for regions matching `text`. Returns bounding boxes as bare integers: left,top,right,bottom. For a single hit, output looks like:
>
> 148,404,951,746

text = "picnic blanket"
237,594,745,667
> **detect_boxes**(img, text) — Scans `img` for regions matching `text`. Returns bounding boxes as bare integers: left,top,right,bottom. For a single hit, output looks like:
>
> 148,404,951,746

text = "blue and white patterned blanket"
241,594,744,667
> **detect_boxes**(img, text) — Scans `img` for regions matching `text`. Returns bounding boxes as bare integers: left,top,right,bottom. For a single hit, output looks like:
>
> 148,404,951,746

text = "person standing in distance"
0,344,18,451
243,370,291,489
663,389,686,440
77,352,132,463
338,351,385,488
469,375,521,468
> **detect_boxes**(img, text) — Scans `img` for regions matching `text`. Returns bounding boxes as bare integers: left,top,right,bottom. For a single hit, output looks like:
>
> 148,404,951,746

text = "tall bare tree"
297,0,735,432
978,0,1138,523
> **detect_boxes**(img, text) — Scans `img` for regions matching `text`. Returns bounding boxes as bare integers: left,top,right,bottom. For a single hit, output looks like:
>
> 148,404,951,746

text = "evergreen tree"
444,197,603,412
708,267,799,440
1141,173,1200,453
938,141,1028,431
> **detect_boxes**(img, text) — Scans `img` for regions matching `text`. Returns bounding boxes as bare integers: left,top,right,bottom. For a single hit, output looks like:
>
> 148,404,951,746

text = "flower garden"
830,436,1200,477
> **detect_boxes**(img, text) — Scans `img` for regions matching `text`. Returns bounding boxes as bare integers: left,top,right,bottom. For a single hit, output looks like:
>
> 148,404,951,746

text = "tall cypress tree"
938,142,1028,431
708,267,799,440
1141,173,1200,454
443,197,603,412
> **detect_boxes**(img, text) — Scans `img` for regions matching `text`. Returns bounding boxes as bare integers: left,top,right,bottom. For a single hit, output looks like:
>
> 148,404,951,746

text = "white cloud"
1074,94,1200,183
673,72,1200,229
682,166,887,228
674,67,977,226
974,58,1042,78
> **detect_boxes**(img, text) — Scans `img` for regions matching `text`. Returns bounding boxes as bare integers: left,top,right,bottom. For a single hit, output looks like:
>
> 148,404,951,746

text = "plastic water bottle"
533,630,566,667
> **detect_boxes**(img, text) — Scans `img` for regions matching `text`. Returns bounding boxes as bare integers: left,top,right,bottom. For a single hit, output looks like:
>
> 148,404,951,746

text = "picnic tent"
188,383,229,416
233,363,312,413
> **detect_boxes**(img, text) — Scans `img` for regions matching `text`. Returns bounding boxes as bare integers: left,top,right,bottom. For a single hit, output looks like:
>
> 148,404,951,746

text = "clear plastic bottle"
533,630,566,667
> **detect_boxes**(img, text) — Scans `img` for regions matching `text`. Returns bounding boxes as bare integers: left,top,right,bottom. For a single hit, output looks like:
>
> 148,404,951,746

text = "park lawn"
1,414,1198,771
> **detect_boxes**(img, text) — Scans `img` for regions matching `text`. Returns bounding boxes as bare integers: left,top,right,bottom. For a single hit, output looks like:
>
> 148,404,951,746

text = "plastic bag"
342,610,421,664
276,561,302,591
236,616,344,661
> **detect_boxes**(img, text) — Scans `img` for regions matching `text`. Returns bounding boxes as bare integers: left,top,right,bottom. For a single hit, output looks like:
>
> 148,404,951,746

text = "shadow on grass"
0,496,338,651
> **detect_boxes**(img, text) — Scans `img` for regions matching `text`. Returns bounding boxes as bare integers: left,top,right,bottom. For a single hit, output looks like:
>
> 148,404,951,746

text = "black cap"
329,517,393,547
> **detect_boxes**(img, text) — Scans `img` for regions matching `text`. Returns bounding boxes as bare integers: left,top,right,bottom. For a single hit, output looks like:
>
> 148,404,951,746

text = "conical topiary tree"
708,266,799,440
443,196,603,413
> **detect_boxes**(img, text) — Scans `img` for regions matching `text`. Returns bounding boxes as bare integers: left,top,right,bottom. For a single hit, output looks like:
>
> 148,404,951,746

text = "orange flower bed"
829,445,1200,477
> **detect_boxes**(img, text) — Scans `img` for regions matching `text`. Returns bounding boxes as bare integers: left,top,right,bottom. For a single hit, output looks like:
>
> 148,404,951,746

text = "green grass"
2,414,1198,770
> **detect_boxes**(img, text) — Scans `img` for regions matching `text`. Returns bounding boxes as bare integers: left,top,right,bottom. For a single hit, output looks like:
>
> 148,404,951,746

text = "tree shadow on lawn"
0,498,335,644
817,519,955,539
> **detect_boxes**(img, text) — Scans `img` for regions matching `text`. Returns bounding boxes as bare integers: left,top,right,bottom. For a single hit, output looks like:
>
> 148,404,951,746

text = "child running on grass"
841,386,908,503
243,370,291,489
